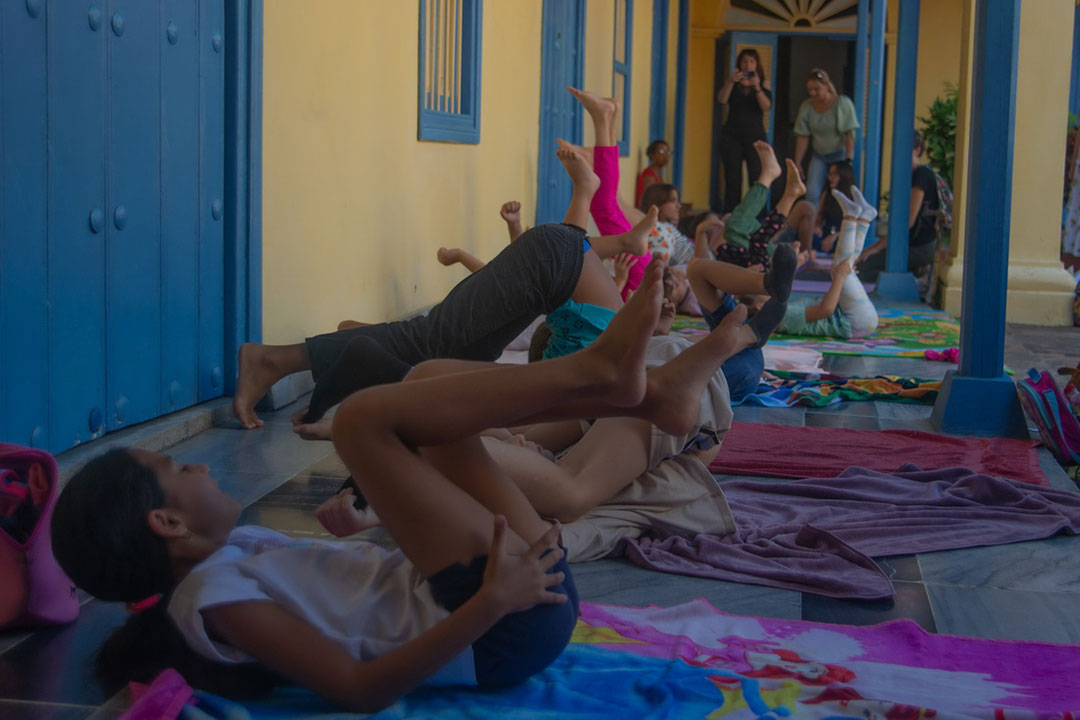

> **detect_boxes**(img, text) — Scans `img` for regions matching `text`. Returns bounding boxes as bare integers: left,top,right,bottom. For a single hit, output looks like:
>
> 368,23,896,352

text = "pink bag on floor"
1017,369,1080,467
0,443,79,628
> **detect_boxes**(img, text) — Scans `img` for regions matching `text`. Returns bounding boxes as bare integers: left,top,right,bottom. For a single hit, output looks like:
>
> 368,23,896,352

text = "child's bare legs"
500,201,525,243
567,87,618,148
557,147,600,229
775,159,807,217
437,247,486,274
233,343,311,429
687,258,767,302
331,268,664,573
754,141,782,189
587,206,658,259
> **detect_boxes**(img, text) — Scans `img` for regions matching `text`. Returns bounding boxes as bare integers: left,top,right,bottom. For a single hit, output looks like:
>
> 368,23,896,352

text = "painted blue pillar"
1071,2,1080,116
853,0,869,180
863,0,887,211
649,0,669,145
878,0,920,302
672,0,689,189
931,0,1026,438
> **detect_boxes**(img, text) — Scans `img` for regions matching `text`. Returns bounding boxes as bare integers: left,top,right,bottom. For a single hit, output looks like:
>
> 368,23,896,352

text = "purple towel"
622,464,1080,600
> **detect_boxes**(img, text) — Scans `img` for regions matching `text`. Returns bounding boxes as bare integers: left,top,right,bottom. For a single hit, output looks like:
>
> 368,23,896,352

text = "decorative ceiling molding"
725,0,859,33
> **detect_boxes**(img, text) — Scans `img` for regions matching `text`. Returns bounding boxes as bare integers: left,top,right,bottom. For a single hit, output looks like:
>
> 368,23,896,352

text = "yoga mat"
672,306,960,358
710,420,1048,486
792,277,877,294
226,600,1080,717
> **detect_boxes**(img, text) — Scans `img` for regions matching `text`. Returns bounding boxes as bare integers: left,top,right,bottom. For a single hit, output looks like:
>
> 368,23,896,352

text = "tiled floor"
3,295,1080,716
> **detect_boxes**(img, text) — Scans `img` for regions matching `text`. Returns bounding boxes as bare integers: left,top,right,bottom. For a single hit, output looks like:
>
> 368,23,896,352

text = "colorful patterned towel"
226,600,1080,718
741,372,940,407
673,306,960,358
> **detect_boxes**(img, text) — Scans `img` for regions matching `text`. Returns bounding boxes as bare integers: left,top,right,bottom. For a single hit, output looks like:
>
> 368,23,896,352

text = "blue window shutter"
418,0,482,144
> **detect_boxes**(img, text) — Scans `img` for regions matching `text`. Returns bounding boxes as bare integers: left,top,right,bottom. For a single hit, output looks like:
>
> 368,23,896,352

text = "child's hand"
481,516,567,615
830,259,853,281
821,233,837,253
315,489,381,537
613,253,633,289
499,201,522,225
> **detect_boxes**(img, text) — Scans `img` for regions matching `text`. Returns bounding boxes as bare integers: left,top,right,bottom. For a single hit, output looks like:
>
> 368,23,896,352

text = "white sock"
850,187,877,256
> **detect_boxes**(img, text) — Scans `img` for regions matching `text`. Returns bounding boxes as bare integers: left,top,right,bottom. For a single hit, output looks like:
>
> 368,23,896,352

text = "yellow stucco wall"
1004,0,1076,324
262,1,544,344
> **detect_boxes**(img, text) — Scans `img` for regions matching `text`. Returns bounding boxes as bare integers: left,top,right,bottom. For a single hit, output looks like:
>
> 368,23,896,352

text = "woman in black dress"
717,48,773,212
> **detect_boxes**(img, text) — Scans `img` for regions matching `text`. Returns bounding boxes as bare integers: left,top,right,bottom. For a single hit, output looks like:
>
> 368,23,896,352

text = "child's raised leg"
557,147,600,230
233,343,312,429
586,206,658,260
831,187,879,337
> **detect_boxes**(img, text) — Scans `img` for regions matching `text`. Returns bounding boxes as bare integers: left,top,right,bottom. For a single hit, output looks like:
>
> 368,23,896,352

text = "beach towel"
708,421,1046,486
626,464,1079,599
201,599,1080,717
740,372,939,408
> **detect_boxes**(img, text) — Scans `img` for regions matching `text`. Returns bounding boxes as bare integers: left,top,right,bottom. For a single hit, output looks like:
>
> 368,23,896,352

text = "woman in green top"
793,68,860,207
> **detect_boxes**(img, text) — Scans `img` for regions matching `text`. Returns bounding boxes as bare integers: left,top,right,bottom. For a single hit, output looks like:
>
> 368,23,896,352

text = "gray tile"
0,631,33,657
214,470,294,508
818,355,870,377
296,452,349,479
803,412,881,431
801,581,935,632
873,401,934,420
858,356,949,380
166,424,335,479
0,600,128,705
732,405,806,426
248,474,345,509
571,559,801,619
927,584,1080,643
878,417,936,433
875,555,921,582
917,535,1080,593
805,400,878,416
0,701,96,720
1038,447,1080,494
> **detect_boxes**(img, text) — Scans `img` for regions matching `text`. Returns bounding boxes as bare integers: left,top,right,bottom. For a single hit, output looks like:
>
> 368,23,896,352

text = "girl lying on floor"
764,187,880,339
52,264,754,710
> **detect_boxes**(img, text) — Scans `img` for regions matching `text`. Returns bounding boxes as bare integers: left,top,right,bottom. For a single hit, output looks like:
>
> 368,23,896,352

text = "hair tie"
126,594,162,613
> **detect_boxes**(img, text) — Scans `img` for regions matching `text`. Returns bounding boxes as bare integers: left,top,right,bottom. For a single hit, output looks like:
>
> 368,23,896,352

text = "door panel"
536,0,585,225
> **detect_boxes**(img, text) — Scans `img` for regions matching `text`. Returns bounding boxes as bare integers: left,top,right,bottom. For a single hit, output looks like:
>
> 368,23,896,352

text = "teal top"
794,95,860,156
776,296,852,338
543,300,617,359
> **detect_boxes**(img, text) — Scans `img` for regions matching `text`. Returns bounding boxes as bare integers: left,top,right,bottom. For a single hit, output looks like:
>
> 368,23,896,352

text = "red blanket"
710,421,1048,487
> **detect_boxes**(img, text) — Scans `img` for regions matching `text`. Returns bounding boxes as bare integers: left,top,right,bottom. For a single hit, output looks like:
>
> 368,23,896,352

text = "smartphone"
744,70,756,79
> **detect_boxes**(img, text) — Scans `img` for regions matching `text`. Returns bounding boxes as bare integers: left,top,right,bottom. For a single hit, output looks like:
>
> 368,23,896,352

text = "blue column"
878,0,920,302
863,0,887,208
931,0,1026,438
672,0,689,189
853,0,869,180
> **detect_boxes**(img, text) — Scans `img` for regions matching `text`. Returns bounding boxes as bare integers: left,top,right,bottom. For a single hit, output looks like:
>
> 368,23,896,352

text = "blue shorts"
700,294,764,404
427,548,579,687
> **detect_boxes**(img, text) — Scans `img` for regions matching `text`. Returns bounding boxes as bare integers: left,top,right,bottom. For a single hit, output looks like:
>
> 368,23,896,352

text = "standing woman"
717,49,773,212
793,68,859,206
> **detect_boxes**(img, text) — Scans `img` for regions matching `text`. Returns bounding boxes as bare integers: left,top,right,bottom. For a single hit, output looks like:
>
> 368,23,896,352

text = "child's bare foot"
641,304,752,436
784,159,807,198
557,147,601,196
754,141,782,186
555,138,593,166
294,417,333,441
623,205,659,256
437,247,464,266
581,257,664,408
567,86,618,126
337,320,369,331
233,344,278,429
315,488,382,537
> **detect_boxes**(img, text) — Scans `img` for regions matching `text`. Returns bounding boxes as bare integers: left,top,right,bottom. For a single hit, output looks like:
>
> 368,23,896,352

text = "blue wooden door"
0,0,225,453
536,0,585,225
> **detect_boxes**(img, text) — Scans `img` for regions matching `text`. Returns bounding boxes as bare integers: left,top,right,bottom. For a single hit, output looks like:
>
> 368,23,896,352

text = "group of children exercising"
52,86,881,711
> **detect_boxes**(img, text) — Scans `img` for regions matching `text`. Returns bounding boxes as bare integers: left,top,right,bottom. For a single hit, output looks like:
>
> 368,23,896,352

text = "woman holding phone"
717,48,773,213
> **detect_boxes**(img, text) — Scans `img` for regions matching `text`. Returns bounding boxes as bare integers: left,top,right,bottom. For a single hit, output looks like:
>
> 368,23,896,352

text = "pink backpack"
1017,369,1080,468
0,443,79,628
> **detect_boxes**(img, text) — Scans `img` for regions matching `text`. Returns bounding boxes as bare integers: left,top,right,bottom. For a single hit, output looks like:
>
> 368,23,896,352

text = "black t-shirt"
910,164,940,247
723,83,772,142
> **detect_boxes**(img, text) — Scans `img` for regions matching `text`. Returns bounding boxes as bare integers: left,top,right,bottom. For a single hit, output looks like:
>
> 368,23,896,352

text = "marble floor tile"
0,701,96,720
0,601,128,705
732,405,806,426
927,584,1080,643
917,535,1080,593
805,400,878,416
857,356,950,381
167,425,335,479
875,555,921,583
571,560,801,620
818,355,870,377
1038,447,1079,494
801,581,936,632
803,412,881,431
295,451,349,479
873,402,934,420
877,417,936,433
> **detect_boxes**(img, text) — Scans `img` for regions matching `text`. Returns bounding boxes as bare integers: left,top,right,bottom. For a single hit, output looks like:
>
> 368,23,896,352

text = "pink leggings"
591,146,650,299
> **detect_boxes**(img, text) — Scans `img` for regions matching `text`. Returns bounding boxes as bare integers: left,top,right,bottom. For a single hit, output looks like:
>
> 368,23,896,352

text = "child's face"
650,144,670,168
133,450,240,543
663,266,690,306
659,190,681,223
827,165,840,188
